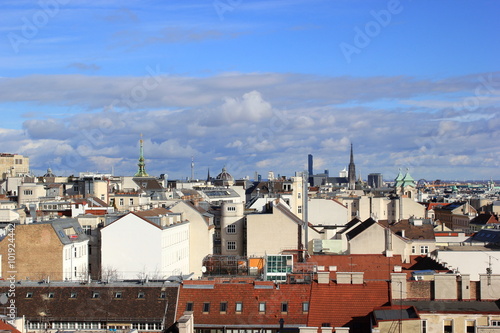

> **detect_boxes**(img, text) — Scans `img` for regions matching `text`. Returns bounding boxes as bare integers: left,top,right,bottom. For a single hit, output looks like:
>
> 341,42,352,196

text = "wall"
246,207,301,257
308,198,348,227
220,202,245,256
168,201,214,279
0,224,63,281
161,222,190,278
420,314,493,333
101,213,162,280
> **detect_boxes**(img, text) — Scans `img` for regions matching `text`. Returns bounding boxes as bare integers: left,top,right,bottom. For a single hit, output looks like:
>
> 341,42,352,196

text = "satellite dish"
201,266,207,273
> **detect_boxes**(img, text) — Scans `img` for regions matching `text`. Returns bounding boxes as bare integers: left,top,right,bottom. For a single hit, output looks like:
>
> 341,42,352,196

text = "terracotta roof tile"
177,281,311,328
308,281,390,330
0,320,22,333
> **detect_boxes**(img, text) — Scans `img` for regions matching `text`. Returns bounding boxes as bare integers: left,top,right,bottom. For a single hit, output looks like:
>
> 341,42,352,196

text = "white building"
101,212,190,280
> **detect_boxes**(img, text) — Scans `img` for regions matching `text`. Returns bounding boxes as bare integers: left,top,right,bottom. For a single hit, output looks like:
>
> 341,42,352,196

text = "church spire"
134,134,149,177
348,143,356,190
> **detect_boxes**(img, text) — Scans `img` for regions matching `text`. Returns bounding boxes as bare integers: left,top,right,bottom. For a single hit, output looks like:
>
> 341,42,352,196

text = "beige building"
219,201,245,256
17,183,45,207
0,219,89,281
0,153,29,180
340,195,426,223
168,200,215,278
246,200,306,258
389,272,500,333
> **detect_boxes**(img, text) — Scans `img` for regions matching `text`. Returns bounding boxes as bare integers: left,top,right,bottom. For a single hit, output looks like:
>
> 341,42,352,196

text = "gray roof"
373,307,419,321
401,300,500,313
40,218,90,245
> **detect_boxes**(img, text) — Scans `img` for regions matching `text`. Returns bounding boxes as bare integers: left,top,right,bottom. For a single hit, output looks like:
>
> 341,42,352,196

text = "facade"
367,173,383,189
0,153,29,180
0,219,89,281
220,201,245,256
246,201,305,258
101,212,190,280
168,201,214,278
434,202,477,231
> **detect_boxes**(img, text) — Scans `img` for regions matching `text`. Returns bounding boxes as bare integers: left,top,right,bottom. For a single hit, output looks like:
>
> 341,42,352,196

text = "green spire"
134,134,149,177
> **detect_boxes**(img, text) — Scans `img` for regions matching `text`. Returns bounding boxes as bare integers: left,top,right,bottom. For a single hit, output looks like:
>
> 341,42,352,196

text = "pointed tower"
348,143,356,190
134,134,149,177
191,156,195,181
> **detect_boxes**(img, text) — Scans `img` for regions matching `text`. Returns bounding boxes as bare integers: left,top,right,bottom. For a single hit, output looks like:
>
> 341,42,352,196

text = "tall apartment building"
0,153,29,179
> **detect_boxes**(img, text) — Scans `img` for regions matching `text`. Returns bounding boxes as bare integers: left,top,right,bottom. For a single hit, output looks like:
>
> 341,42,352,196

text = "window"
130,198,134,205
302,302,309,312
202,302,210,313
92,292,100,299
466,320,475,333
281,302,288,313
23,190,33,195
421,320,427,333
114,292,122,299
259,302,266,313
186,302,193,311
227,224,236,234
411,246,416,254
492,320,500,326
119,198,124,206
83,225,92,235
26,292,33,298
298,205,302,214
137,292,145,299
70,292,77,299
444,319,453,333
420,246,429,254
159,292,166,299
227,241,236,251
220,302,227,313
235,302,243,313
48,293,55,299
227,206,236,211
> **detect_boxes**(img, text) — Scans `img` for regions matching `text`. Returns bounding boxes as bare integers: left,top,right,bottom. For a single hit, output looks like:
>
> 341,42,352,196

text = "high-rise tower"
348,143,356,190
134,134,149,177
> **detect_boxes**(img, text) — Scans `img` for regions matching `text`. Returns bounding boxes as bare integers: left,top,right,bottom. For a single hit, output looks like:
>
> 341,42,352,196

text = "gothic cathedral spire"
348,143,356,190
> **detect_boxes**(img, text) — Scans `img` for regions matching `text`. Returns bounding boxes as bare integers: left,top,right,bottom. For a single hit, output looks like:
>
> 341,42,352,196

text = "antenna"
191,156,194,181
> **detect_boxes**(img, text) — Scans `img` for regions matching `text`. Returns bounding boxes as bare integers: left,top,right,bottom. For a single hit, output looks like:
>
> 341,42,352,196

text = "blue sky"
0,0,499,181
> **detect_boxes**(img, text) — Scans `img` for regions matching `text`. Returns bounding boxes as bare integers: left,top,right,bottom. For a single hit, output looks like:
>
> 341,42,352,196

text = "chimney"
317,272,330,284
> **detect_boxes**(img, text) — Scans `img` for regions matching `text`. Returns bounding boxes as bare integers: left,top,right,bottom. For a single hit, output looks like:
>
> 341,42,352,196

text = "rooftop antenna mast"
191,156,194,181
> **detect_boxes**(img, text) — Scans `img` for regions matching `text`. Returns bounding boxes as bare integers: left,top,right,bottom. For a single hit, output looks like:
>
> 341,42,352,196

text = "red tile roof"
308,281,390,330
0,320,22,333
307,254,448,281
308,254,409,280
425,202,450,211
177,281,311,328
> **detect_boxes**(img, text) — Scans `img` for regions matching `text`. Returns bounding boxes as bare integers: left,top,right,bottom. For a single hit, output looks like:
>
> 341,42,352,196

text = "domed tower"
214,167,234,186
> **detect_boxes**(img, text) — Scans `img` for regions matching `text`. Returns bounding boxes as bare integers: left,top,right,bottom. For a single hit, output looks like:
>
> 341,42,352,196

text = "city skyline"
0,0,499,180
